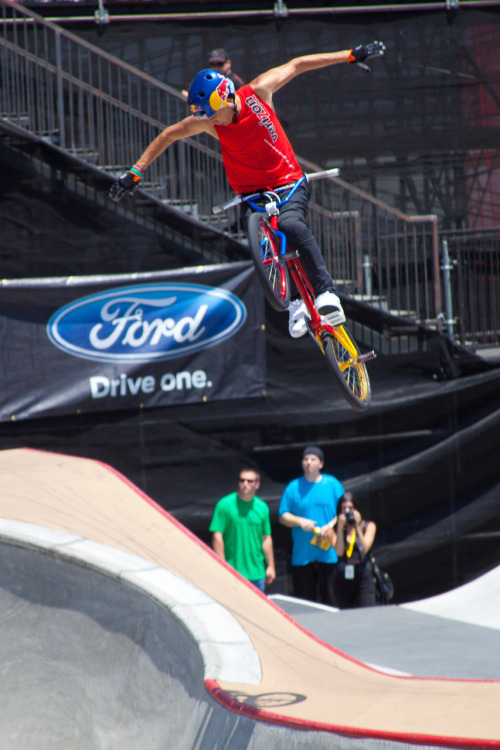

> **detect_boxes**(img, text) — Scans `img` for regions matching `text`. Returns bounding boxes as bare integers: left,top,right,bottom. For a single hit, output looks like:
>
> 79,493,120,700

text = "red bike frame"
269,214,335,340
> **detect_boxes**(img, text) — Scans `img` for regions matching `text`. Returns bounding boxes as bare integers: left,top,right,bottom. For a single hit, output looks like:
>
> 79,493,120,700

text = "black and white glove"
348,41,386,74
109,164,143,203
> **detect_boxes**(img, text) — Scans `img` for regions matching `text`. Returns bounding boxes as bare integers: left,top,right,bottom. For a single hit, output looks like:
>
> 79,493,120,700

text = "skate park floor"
0,447,499,750
270,583,500,680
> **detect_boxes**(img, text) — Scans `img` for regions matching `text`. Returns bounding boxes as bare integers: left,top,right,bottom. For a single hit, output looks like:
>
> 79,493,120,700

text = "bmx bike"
213,169,375,411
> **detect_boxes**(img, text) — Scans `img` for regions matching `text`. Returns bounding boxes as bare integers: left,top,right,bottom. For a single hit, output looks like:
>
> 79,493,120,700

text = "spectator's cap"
208,48,228,65
302,446,324,462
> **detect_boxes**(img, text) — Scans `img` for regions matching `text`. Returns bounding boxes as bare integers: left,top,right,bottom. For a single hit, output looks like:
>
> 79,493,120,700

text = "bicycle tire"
247,212,290,311
321,326,372,411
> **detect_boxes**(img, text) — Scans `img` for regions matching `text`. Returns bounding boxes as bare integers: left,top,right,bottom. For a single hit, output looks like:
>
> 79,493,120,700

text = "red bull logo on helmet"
209,76,231,112
189,103,204,116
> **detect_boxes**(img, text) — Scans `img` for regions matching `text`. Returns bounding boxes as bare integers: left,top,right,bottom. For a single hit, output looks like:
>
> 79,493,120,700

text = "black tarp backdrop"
0,140,247,278
1,4,499,601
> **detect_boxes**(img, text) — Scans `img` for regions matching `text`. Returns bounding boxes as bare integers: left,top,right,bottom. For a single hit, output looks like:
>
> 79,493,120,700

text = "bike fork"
287,258,318,323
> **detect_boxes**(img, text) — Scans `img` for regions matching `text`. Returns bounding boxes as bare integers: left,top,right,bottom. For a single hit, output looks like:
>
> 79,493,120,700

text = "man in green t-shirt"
209,468,276,593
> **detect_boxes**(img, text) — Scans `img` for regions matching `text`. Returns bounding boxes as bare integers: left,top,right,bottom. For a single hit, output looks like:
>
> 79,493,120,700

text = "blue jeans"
277,183,336,296
250,579,266,593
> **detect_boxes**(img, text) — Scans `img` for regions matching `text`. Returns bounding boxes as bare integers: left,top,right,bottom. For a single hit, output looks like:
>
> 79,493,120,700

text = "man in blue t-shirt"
279,446,344,605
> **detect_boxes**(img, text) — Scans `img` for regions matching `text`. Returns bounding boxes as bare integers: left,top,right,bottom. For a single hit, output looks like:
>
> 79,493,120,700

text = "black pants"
243,183,336,296
334,562,376,609
292,562,337,606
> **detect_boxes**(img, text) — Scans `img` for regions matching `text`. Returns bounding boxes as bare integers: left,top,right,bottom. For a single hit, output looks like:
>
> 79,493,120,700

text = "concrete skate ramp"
403,565,500,630
0,448,499,750
0,537,226,749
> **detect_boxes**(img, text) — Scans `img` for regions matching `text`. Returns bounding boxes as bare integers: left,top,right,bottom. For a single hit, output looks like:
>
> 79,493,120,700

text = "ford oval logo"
47,283,247,362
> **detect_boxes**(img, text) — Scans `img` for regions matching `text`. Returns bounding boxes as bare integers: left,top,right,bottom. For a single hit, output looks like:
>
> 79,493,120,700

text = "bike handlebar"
212,194,242,215
305,167,340,182
212,167,340,214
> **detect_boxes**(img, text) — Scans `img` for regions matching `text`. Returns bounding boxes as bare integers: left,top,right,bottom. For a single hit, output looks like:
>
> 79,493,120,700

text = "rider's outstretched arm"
251,41,386,103
135,117,206,172
109,116,207,202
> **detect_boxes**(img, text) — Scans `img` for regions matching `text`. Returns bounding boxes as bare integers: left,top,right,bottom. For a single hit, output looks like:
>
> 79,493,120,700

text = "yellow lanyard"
346,529,356,559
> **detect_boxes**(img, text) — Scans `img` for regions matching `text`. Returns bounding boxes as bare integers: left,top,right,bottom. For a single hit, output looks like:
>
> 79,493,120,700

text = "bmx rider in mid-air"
110,41,386,338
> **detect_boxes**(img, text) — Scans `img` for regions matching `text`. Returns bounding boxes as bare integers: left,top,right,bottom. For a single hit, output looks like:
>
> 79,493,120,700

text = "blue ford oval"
47,283,247,362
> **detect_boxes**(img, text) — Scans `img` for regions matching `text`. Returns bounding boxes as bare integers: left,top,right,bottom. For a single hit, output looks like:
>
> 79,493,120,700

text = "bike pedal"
357,350,377,363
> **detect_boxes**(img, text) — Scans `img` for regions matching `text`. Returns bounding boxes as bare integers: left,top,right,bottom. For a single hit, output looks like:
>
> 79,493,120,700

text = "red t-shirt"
214,85,303,194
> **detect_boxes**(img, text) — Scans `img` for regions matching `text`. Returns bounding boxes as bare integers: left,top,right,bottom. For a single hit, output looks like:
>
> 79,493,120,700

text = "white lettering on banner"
89,370,212,399
90,374,156,399
88,298,208,351
160,370,208,392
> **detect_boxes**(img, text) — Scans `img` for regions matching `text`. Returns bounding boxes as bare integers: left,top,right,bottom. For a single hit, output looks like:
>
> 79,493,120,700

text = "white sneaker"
288,299,308,338
315,291,346,326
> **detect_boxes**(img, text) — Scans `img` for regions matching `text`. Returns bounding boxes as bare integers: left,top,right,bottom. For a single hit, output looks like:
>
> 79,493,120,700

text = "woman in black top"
332,492,377,609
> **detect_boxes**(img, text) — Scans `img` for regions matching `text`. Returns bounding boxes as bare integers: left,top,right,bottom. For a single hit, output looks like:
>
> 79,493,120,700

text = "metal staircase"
1,0,449,356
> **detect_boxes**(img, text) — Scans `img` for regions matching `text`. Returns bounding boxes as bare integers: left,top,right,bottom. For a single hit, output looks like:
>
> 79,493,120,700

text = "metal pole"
55,29,66,149
363,255,372,298
29,0,500,25
428,216,443,331
441,239,456,341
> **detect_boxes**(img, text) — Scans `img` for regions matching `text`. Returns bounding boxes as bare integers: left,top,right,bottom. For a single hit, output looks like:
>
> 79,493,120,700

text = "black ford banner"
0,261,266,421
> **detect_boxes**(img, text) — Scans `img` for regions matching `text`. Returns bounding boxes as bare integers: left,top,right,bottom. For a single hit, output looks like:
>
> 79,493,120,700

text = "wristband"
130,164,143,182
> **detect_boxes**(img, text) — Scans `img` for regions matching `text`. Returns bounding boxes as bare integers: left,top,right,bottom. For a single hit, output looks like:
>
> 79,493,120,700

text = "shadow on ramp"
0,541,260,750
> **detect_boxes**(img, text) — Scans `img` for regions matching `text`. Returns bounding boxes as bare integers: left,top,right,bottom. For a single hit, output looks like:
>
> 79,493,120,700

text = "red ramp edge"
205,679,500,750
